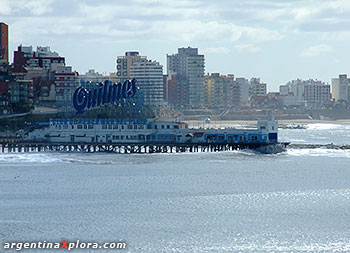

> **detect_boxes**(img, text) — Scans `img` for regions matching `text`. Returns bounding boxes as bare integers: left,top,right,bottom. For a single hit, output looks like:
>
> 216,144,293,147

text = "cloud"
203,47,230,54
2,0,284,46
0,0,11,15
235,44,260,53
0,0,54,15
300,44,333,57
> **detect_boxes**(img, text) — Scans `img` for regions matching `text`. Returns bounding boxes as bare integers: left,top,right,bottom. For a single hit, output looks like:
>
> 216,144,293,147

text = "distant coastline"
185,119,350,128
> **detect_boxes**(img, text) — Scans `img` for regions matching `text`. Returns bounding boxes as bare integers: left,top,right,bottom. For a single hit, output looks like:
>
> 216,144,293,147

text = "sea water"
1,123,350,252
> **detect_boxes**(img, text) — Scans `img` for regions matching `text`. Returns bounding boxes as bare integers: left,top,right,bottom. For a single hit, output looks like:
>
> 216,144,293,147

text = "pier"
0,141,287,154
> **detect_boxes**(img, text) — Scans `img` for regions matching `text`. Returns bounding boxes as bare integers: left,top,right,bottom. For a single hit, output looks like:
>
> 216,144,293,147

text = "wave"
306,123,345,130
0,153,63,164
287,148,350,157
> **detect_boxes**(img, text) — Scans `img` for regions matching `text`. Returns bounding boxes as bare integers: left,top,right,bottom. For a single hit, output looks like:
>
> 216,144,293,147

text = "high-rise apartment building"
54,66,79,112
249,78,267,97
14,45,65,72
117,52,164,106
332,74,350,102
116,51,144,82
235,77,250,107
205,74,249,109
167,47,205,108
130,58,164,106
205,73,224,108
282,79,331,107
0,22,9,63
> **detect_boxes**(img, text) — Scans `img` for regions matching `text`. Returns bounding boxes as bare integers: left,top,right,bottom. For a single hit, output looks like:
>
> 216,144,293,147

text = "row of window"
206,135,265,141
157,135,175,141
112,135,139,140
116,59,127,64
51,119,147,125
102,124,144,130
154,125,177,129
56,124,145,130
117,71,128,76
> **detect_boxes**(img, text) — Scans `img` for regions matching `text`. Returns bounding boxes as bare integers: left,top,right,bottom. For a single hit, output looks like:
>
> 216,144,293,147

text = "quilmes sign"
73,78,143,114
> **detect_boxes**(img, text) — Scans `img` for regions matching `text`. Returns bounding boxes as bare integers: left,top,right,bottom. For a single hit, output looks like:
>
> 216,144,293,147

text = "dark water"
1,124,350,252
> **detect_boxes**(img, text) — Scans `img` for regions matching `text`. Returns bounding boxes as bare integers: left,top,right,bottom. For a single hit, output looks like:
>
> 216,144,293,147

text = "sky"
1,0,350,91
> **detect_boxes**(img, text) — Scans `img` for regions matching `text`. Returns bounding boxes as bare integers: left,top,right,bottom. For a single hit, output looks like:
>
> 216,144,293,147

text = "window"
113,125,118,129
134,125,138,129
138,125,144,129
102,125,107,129
88,125,93,129
167,125,170,129
77,125,83,129
108,125,112,129
161,125,164,129
84,125,88,129
127,125,133,129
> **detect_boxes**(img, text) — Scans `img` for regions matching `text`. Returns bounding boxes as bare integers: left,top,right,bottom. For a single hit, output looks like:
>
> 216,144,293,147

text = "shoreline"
185,119,350,127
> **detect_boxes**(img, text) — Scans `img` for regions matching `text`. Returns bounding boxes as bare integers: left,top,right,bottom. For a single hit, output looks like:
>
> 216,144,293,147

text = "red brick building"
0,22,8,63
14,45,65,72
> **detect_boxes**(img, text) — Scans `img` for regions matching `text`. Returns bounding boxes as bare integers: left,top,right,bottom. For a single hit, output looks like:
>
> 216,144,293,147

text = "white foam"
287,148,350,157
0,153,63,164
306,123,342,130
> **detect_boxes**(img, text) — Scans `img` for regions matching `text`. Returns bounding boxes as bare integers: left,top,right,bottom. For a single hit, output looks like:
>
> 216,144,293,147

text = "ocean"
1,123,350,252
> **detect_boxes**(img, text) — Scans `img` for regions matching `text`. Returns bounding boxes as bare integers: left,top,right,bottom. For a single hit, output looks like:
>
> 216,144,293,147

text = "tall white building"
282,79,331,107
54,66,79,112
167,47,205,108
116,52,165,106
332,74,350,102
235,77,249,106
130,59,164,106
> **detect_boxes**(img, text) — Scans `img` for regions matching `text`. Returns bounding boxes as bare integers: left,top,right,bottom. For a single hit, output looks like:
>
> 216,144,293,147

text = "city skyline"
1,0,350,91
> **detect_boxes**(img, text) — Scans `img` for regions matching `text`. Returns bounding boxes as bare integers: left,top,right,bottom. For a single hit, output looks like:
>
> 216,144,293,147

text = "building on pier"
25,117,279,146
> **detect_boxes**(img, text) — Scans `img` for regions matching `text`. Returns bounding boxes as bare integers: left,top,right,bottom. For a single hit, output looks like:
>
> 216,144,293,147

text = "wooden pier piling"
0,141,288,154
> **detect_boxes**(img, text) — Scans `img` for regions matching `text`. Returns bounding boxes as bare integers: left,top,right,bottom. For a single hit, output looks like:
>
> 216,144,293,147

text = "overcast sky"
1,0,350,91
